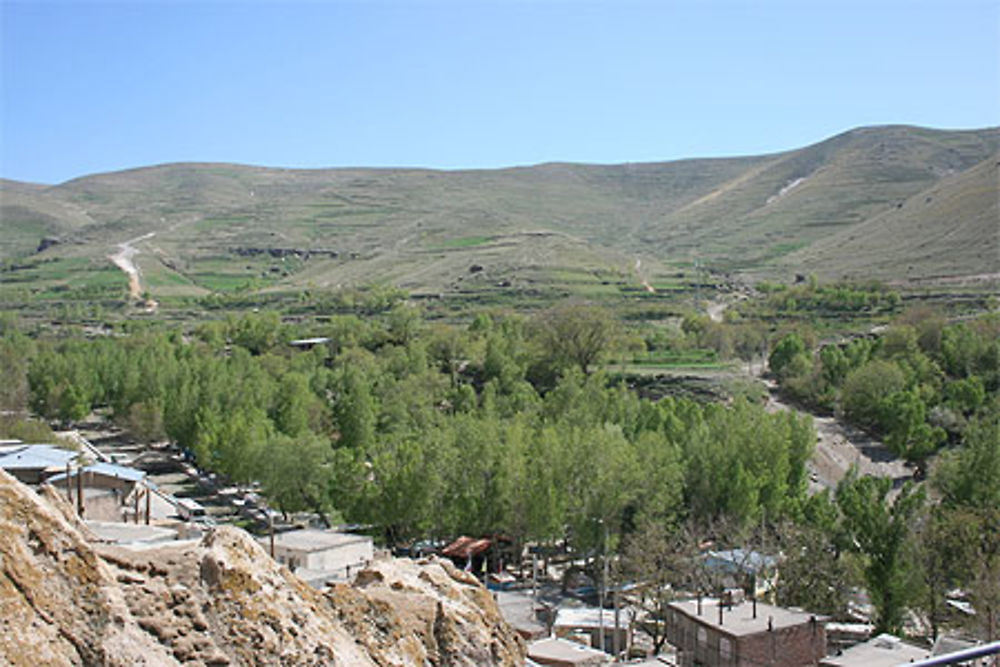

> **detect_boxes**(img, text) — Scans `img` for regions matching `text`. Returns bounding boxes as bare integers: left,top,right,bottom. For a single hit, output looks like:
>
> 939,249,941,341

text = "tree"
533,303,619,375
335,362,376,452
0,330,33,413
776,520,853,616
934,411,1000,510
836,472,925,634
260,432,334,521
768,333,809,380
932,411,1000,640
840,360,906,429
619,519,700,653
879,390,945,471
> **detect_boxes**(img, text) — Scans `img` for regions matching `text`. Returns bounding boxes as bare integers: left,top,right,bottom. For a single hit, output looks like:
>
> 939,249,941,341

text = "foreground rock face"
0,470,525,666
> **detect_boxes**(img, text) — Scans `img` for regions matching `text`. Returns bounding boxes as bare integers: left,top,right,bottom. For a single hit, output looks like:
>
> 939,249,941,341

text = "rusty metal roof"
441,536,491,559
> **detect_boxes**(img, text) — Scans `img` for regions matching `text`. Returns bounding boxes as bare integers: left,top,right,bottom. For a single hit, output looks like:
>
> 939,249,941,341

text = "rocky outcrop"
0,469,525,666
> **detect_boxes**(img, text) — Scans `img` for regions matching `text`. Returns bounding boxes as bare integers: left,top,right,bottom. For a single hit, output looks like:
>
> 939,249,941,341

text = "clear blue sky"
2,0,998,184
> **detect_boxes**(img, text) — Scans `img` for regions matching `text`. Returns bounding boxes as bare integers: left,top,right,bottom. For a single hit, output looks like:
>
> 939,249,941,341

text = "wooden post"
269,511,275,558
145,483,150,525
76,467,84,517
134,486,140,524
65,463,72,504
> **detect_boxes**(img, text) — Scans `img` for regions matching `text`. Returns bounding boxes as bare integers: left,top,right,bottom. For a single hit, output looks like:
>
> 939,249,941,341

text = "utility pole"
532,552,538,604
613,585,621,662
599,519,608,654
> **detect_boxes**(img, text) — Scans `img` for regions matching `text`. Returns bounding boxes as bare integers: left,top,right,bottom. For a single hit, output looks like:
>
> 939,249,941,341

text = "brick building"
664,597,826,667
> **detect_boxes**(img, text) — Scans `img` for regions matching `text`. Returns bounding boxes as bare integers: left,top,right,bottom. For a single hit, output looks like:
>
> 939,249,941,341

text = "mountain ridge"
2,124,997,303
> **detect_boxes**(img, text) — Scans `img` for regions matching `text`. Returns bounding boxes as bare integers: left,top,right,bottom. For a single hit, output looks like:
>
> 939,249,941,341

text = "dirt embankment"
0,470,525,666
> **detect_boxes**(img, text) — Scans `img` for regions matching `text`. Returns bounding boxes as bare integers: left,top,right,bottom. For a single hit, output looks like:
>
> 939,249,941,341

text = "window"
697,628,707,646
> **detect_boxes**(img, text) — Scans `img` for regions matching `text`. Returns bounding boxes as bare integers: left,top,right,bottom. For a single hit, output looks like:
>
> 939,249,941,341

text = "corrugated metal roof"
47,461,145,483
0,444,79,470
705,548,777,574
441,536,492,559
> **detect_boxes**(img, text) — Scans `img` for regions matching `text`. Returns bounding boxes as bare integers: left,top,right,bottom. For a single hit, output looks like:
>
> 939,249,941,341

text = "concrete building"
495,589,549,640
260,528,374,587
664,598,826,667
553,607,631,656
527,637,612,666
820,633,928,667
48,461,147,522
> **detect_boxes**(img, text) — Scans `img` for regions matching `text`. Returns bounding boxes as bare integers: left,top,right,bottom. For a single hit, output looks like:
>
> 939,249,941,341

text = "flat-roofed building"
553,607,631,656
260,528,374,587
527,637,611,667
664,598,826,667
0,444,79,484
820,633,928,667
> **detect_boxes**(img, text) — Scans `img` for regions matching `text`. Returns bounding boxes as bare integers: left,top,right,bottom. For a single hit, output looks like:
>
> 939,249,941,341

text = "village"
2,426,995,667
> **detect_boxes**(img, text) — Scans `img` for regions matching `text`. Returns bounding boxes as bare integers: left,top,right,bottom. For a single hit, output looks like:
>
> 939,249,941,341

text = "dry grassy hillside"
1,125,997,304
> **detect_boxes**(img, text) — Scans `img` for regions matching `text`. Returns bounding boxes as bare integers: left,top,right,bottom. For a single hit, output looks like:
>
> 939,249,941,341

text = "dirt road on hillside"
110,232,155,301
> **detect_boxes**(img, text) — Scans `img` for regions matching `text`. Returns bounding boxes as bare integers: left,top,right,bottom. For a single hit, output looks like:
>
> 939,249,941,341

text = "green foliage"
836,472,925,634
0,415,65,444
841,360,907,429
260,432,334,517
768,332,809,380
776,521,854,616
933,410,1000,511
532,302,620,376
880,390,946,467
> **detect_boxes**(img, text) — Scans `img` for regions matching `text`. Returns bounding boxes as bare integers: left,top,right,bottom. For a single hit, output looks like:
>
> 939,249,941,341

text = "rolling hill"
1,124,997,307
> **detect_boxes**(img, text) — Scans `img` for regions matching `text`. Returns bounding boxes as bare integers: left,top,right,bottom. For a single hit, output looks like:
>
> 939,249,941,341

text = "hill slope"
1,125,997,304
779,153,1000,282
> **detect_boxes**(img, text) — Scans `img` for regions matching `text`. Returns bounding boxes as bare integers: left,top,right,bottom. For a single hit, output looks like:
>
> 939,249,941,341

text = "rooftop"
554,607,630,630
86,520,178,545
441,535,492,559
704,548,777,574
289,337,330,346
669,598,822,637
494,590,547,639
47,461,145,483
0,444,80,470
267,528,371,552
820,633,929,667
527,637,610,666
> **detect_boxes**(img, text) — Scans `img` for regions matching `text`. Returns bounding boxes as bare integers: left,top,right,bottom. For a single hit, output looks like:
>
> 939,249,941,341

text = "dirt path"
706,301,727,323
110,232,155,301
634,258,655,293
759,375,912,493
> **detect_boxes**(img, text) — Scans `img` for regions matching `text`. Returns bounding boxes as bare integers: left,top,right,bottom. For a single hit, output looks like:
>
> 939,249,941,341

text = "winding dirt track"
109,232,155,299
706,298,912,493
